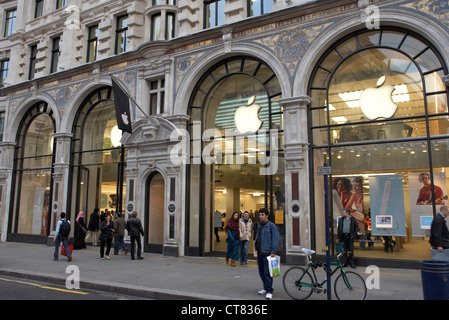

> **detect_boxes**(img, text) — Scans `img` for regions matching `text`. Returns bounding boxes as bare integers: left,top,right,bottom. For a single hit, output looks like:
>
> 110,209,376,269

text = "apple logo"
121,112,129,125
359,75,398,120
234,96,263,133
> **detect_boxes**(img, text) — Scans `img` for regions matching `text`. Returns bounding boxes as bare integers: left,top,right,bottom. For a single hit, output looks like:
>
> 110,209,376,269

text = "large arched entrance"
68,87,126,223
308,27,449,265
186,56,285,256
8,102,56,242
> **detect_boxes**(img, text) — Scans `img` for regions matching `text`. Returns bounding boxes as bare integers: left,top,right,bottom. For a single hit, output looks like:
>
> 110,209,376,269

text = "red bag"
61,245,73,257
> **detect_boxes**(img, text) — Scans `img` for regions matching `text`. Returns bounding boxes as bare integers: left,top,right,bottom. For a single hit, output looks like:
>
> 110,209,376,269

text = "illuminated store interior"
310,28,449,262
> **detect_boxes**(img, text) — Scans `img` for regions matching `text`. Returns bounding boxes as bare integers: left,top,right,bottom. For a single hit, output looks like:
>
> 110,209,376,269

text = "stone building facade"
0,0,448,267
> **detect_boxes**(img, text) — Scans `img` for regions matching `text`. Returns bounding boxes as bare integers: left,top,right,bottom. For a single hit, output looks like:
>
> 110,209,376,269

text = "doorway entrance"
69,87,126,224
187,56,285,256
145,172,165,253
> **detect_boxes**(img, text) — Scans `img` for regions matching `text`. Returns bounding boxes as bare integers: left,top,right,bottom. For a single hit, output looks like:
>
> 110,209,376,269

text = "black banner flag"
111,75,133,134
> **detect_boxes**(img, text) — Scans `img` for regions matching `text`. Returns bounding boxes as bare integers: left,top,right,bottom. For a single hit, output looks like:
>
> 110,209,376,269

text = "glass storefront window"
70,87,126,222
12,103,55,236
309,28,449,262
188,57,284,254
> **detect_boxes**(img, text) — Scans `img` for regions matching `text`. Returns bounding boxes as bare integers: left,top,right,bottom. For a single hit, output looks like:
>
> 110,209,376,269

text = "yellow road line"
0,277,89,295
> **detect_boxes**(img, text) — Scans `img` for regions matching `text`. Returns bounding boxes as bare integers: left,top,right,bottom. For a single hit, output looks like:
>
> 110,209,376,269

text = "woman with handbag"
99,213,115,260
73,211,87,249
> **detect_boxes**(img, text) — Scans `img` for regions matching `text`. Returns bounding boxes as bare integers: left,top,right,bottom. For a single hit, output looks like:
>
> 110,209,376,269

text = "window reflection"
310,28,449,261
13,105,55,236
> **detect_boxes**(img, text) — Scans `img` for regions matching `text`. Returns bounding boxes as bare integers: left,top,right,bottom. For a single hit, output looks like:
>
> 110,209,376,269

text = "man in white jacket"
239,211,253,265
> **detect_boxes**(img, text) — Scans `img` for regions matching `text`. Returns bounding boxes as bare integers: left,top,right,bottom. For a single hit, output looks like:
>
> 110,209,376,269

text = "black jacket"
99,220,114,241
88,212,99,231
126,216,144,237
337,215,360,241
430,213,449,249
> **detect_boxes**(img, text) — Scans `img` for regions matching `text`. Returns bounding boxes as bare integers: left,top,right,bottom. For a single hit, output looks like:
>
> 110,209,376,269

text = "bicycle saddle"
301,248,316,255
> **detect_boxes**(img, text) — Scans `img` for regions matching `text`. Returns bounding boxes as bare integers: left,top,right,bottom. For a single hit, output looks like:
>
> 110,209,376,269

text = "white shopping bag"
431,249,449,262
267,255,281,277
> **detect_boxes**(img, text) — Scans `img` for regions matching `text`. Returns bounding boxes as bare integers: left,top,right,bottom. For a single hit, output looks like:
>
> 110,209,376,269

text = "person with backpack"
53,212,72,262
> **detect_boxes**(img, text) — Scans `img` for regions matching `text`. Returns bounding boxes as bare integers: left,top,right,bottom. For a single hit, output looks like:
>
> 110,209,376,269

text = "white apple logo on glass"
121,112,129,125
359,75,398,120
234,96,263,133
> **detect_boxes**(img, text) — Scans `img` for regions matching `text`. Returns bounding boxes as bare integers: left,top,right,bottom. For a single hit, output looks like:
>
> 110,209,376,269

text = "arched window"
187,56,284,254
309,28,449,261
10,102,55,237
69,87,126,220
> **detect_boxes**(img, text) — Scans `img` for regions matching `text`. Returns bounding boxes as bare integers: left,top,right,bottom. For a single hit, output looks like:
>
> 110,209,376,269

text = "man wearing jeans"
53,212,72,262
337,208,360,268
254,208,279,300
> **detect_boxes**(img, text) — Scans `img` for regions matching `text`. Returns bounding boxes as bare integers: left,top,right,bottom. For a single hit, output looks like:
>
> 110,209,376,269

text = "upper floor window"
35,0,44,18
149,79,165,115
115,15,129,54
0,112,5,141
0,60,9,88
50,37,61,73
87,25,100,62
56,0,66,9
166,13,175,40
205,0,225,29
29,45,37,80
151,13,161,41
248,0,273,17
4,9,16,37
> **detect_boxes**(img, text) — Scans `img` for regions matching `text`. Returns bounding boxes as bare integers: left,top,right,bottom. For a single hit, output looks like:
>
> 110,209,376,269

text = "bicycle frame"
297,253,352,290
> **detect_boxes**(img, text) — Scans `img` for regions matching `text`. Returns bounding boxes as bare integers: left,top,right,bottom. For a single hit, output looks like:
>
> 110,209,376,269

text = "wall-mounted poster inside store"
369,174,407,236
408,172,448,236
332,176,364,234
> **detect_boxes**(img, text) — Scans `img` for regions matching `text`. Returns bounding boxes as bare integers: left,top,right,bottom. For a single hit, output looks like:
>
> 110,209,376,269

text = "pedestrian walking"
73,211,87,249
214,210,222,242
225,212,240,267
113,211,128,255
126,211,144,260
337,208,360,268
254,208,279,299
85,208,100,246
99,213,115,260
430,205,449,252
53,212,72,262
239,211,253,264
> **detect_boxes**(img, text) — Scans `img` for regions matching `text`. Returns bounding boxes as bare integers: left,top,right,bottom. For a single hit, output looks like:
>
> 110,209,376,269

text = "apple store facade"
2,2,449,269
309,27,449,267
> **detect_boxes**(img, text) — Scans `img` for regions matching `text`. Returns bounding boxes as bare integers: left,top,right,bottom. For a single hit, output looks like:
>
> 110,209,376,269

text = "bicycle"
282,248,367,300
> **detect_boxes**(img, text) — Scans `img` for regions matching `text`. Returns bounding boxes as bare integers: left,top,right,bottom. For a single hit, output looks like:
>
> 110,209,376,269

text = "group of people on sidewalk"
225,208,280,300
53,210,145,262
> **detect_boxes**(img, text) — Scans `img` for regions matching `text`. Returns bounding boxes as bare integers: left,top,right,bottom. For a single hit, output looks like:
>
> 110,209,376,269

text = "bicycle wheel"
282,267,314,300
334,271,367,300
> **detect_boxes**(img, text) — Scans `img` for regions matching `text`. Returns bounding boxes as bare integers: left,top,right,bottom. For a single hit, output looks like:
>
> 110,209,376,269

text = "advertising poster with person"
408,172,448,236
332,176,364,234
369,174,407,237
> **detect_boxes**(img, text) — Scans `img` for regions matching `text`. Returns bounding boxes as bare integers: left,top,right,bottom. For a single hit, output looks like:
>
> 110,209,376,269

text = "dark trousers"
341,233,355,266
257,254,273,294
54,235,71,259
130,235,142,259
100,239,112,258
214,227,220,241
